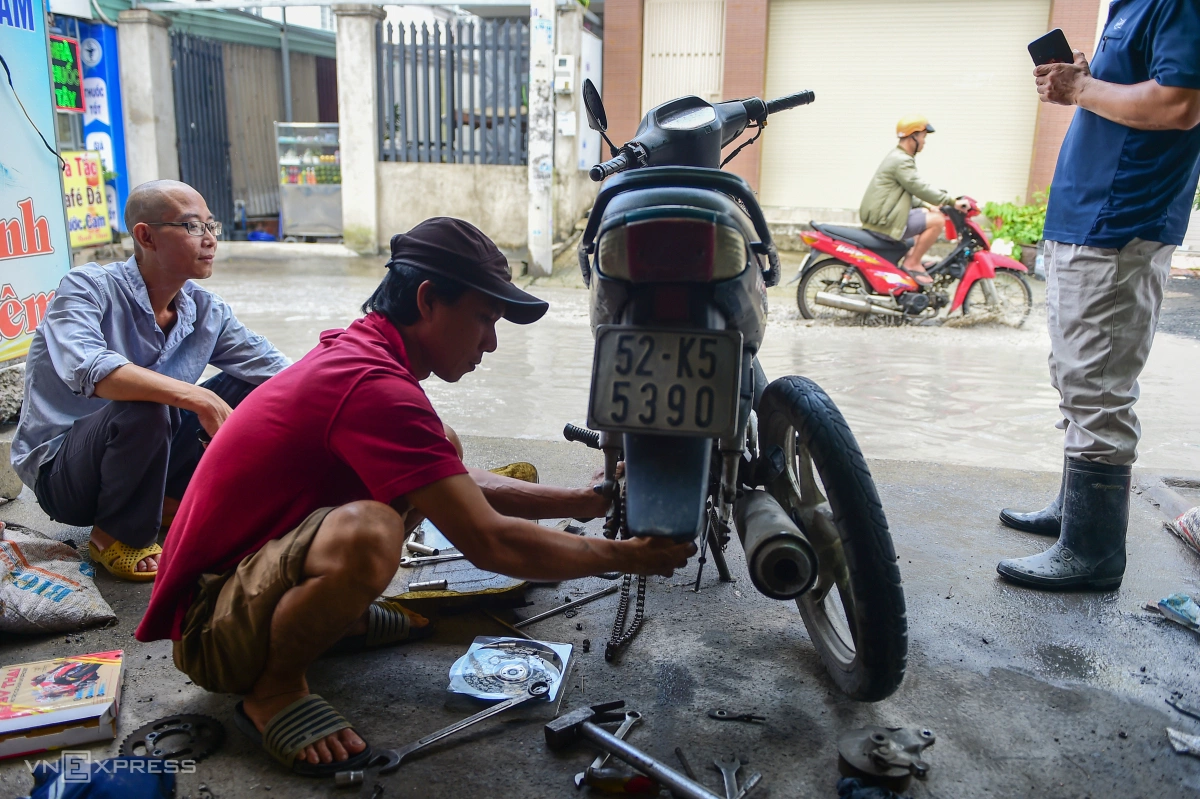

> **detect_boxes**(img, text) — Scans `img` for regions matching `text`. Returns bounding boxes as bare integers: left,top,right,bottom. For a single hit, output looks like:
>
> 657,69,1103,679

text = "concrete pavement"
1,440,1199,798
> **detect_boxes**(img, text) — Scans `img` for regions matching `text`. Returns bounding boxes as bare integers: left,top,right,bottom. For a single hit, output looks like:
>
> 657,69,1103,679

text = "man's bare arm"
468,466,609,520
94,364,232,435
1036,51,1200,131
407,473,693,581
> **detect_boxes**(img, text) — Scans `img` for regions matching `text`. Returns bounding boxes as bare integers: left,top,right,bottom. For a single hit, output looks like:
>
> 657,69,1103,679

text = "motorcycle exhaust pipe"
733,490,818,600
814,291,905,317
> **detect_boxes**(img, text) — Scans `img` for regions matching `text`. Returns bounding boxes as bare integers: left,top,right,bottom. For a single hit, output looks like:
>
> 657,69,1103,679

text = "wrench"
399,552,465,568
574,710,642,788
713,754,742,799
382,681,549,770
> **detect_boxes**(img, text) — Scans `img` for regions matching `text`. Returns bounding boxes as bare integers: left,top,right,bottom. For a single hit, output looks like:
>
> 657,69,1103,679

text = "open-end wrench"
377,681,549,771
713,754,743,799
574,710,642,788
399,552,465,568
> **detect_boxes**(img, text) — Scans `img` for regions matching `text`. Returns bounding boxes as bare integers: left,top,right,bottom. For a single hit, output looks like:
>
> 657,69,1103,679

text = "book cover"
0,650,124,759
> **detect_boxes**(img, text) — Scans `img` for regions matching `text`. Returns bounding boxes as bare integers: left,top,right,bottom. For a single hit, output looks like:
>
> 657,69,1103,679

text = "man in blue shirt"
997,0,1200,591
12,180,289,581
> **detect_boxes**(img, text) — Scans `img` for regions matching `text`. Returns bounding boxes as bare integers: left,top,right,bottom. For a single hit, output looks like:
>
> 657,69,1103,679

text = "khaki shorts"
173,507,334,695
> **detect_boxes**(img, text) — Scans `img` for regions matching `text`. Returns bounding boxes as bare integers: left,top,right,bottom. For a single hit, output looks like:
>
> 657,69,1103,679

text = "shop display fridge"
276,122,342,238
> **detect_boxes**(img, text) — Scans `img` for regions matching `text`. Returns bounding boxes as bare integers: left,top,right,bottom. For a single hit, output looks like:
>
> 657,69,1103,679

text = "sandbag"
0,525,116,634
1169,506,1200,558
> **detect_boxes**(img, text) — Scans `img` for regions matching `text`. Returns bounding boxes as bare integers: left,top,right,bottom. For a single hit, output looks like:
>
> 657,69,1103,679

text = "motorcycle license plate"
588,326,742,439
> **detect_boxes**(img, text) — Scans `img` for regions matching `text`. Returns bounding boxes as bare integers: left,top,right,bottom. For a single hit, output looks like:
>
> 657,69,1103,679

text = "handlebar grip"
563,423,602,450
590,153,630,182
766,90,815,115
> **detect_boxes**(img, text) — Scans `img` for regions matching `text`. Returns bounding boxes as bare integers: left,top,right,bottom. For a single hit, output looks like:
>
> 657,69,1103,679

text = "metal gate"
171,32,234,234
378,18,529,164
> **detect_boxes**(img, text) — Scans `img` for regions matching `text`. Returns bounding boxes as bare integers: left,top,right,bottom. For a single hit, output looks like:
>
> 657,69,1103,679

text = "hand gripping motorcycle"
568,81,907,701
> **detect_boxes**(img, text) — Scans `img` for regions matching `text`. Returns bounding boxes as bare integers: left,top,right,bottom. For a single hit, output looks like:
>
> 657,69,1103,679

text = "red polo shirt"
137,312,467,642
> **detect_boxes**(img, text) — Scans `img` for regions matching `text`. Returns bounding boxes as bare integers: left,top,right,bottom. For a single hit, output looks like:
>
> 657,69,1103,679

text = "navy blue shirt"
1043,0,1200,248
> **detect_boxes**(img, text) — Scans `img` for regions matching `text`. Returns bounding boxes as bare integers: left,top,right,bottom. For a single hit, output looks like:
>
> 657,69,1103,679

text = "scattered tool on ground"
545,700,724,799
399,553,466,568
515,585,619,628
1167,697,1200,722
837,726,935,792
575,710,643,788
407,579,449,592
708,709,766,724
342,680,550,780
675,747,699,780
406,541,440,556
581,767,659,793
713,753,742,799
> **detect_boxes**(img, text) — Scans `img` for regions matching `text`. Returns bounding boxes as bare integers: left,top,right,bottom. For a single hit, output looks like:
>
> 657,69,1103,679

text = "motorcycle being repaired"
566,80,907,701
793,198,1033,326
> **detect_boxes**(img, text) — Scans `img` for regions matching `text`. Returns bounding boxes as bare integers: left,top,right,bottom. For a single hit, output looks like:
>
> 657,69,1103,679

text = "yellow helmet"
896,115,935,138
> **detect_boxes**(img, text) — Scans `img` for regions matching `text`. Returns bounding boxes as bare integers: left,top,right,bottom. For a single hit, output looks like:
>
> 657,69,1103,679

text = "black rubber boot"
996,458,1130,591
998,457,1065,536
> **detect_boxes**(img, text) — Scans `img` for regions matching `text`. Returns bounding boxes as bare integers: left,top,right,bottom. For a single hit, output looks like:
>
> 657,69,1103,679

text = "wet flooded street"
208,256,1200,474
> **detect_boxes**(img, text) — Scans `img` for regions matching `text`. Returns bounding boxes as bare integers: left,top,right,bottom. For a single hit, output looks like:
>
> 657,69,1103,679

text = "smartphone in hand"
1029,28,1073,65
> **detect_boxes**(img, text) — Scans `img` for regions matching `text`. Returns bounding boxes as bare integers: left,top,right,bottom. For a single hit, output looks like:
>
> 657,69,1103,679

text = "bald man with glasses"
11,180,289,581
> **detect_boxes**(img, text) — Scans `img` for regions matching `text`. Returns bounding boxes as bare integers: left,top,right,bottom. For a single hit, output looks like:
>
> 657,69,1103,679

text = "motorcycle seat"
810,222,912,265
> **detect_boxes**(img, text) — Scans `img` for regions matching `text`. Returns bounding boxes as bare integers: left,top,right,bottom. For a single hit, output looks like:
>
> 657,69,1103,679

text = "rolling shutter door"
759,0,1050,213
641,0,727,114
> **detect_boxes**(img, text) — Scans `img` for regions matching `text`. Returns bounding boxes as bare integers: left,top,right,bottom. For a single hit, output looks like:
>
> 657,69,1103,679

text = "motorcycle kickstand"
707,524,733,583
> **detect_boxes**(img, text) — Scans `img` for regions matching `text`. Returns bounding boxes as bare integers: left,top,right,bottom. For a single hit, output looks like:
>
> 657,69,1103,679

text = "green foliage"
982,191,1049,247
1194,185,1199,210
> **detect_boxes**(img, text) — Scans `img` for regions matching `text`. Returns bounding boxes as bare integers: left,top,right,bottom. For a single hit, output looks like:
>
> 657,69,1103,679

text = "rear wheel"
797,260,863,320
757,376,907,701
962,269,1033,327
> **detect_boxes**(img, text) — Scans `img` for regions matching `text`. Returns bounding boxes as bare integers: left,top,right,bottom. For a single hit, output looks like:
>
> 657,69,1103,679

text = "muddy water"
207,257,1200,474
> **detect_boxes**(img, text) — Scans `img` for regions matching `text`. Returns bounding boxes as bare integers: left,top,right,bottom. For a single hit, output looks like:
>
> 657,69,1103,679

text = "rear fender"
950,251,1028,311
623,434,710,538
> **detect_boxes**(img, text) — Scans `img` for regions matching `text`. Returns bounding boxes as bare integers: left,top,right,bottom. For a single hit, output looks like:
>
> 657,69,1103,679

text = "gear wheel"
120,714,224,762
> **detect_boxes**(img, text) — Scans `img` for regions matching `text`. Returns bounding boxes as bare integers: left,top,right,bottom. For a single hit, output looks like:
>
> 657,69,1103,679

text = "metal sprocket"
120,713,225,762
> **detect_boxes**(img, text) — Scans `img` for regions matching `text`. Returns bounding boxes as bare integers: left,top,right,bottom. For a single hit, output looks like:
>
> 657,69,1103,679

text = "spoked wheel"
962,269,1033,327
797,260,864,321
757,376,907,701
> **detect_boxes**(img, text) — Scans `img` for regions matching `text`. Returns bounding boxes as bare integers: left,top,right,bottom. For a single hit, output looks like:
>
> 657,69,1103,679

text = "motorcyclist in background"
859,116,972,286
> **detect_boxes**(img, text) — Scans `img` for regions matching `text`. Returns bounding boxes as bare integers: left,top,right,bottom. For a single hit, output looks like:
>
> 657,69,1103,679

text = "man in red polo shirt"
136,218,695,776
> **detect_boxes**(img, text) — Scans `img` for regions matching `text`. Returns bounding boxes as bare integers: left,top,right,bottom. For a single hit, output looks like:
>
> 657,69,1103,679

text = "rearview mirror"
582,79,608,133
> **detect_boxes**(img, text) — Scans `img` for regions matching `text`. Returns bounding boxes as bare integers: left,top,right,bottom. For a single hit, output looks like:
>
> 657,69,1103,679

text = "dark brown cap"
387,217,548,325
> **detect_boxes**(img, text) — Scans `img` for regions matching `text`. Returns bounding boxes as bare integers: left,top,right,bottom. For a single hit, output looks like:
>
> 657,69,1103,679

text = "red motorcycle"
792,198,1033,326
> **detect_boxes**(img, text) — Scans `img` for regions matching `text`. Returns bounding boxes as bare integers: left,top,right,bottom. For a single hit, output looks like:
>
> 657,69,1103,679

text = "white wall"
377,161,528,251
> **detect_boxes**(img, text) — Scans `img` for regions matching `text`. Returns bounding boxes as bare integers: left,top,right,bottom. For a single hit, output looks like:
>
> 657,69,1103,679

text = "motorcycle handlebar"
590,153,630,182
766,90,815,116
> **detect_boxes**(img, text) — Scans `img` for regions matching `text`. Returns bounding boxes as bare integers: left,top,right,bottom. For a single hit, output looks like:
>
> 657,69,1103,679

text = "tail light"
597,218,746,282
800,231,819,247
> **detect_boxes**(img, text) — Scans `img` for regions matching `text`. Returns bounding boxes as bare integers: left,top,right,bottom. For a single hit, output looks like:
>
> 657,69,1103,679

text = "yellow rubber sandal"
489,462,539,483
87,540,162,582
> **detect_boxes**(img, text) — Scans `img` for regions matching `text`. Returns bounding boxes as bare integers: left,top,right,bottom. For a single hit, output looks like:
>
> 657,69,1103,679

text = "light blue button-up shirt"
11,257,290,488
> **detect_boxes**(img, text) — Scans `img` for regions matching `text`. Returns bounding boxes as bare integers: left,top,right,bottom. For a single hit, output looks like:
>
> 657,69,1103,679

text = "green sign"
49,35,84,113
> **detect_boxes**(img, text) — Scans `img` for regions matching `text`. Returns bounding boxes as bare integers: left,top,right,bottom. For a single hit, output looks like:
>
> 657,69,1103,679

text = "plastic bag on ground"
0,524,116,634
1169,507,1200,556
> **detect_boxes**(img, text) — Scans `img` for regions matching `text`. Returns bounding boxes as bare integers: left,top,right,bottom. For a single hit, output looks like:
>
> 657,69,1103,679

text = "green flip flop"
233,694,374,777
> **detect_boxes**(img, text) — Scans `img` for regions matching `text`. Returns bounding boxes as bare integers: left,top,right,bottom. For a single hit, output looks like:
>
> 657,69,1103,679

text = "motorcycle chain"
605,484,647,662
605,572,647,662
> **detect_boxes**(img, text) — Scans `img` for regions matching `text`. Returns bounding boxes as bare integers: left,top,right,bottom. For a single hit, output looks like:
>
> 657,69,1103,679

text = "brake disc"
120,714,225,762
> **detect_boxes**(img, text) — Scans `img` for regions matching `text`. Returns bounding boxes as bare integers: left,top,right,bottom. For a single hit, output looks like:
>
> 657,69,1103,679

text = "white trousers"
1045,238,1174,466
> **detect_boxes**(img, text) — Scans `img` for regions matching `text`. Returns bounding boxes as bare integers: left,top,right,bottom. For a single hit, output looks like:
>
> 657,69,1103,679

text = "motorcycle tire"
796,260,862,320
962,268,1033,327
757,376,907,701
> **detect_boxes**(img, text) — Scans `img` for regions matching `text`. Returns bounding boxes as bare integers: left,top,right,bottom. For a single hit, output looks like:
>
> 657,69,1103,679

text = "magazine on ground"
0,650,124,759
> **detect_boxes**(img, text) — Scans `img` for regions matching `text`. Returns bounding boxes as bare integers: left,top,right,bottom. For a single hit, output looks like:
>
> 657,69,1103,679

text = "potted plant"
983,191,1049,272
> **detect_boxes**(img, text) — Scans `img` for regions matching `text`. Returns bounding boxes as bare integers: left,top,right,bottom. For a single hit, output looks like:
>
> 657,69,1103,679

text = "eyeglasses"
150,221,223,237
